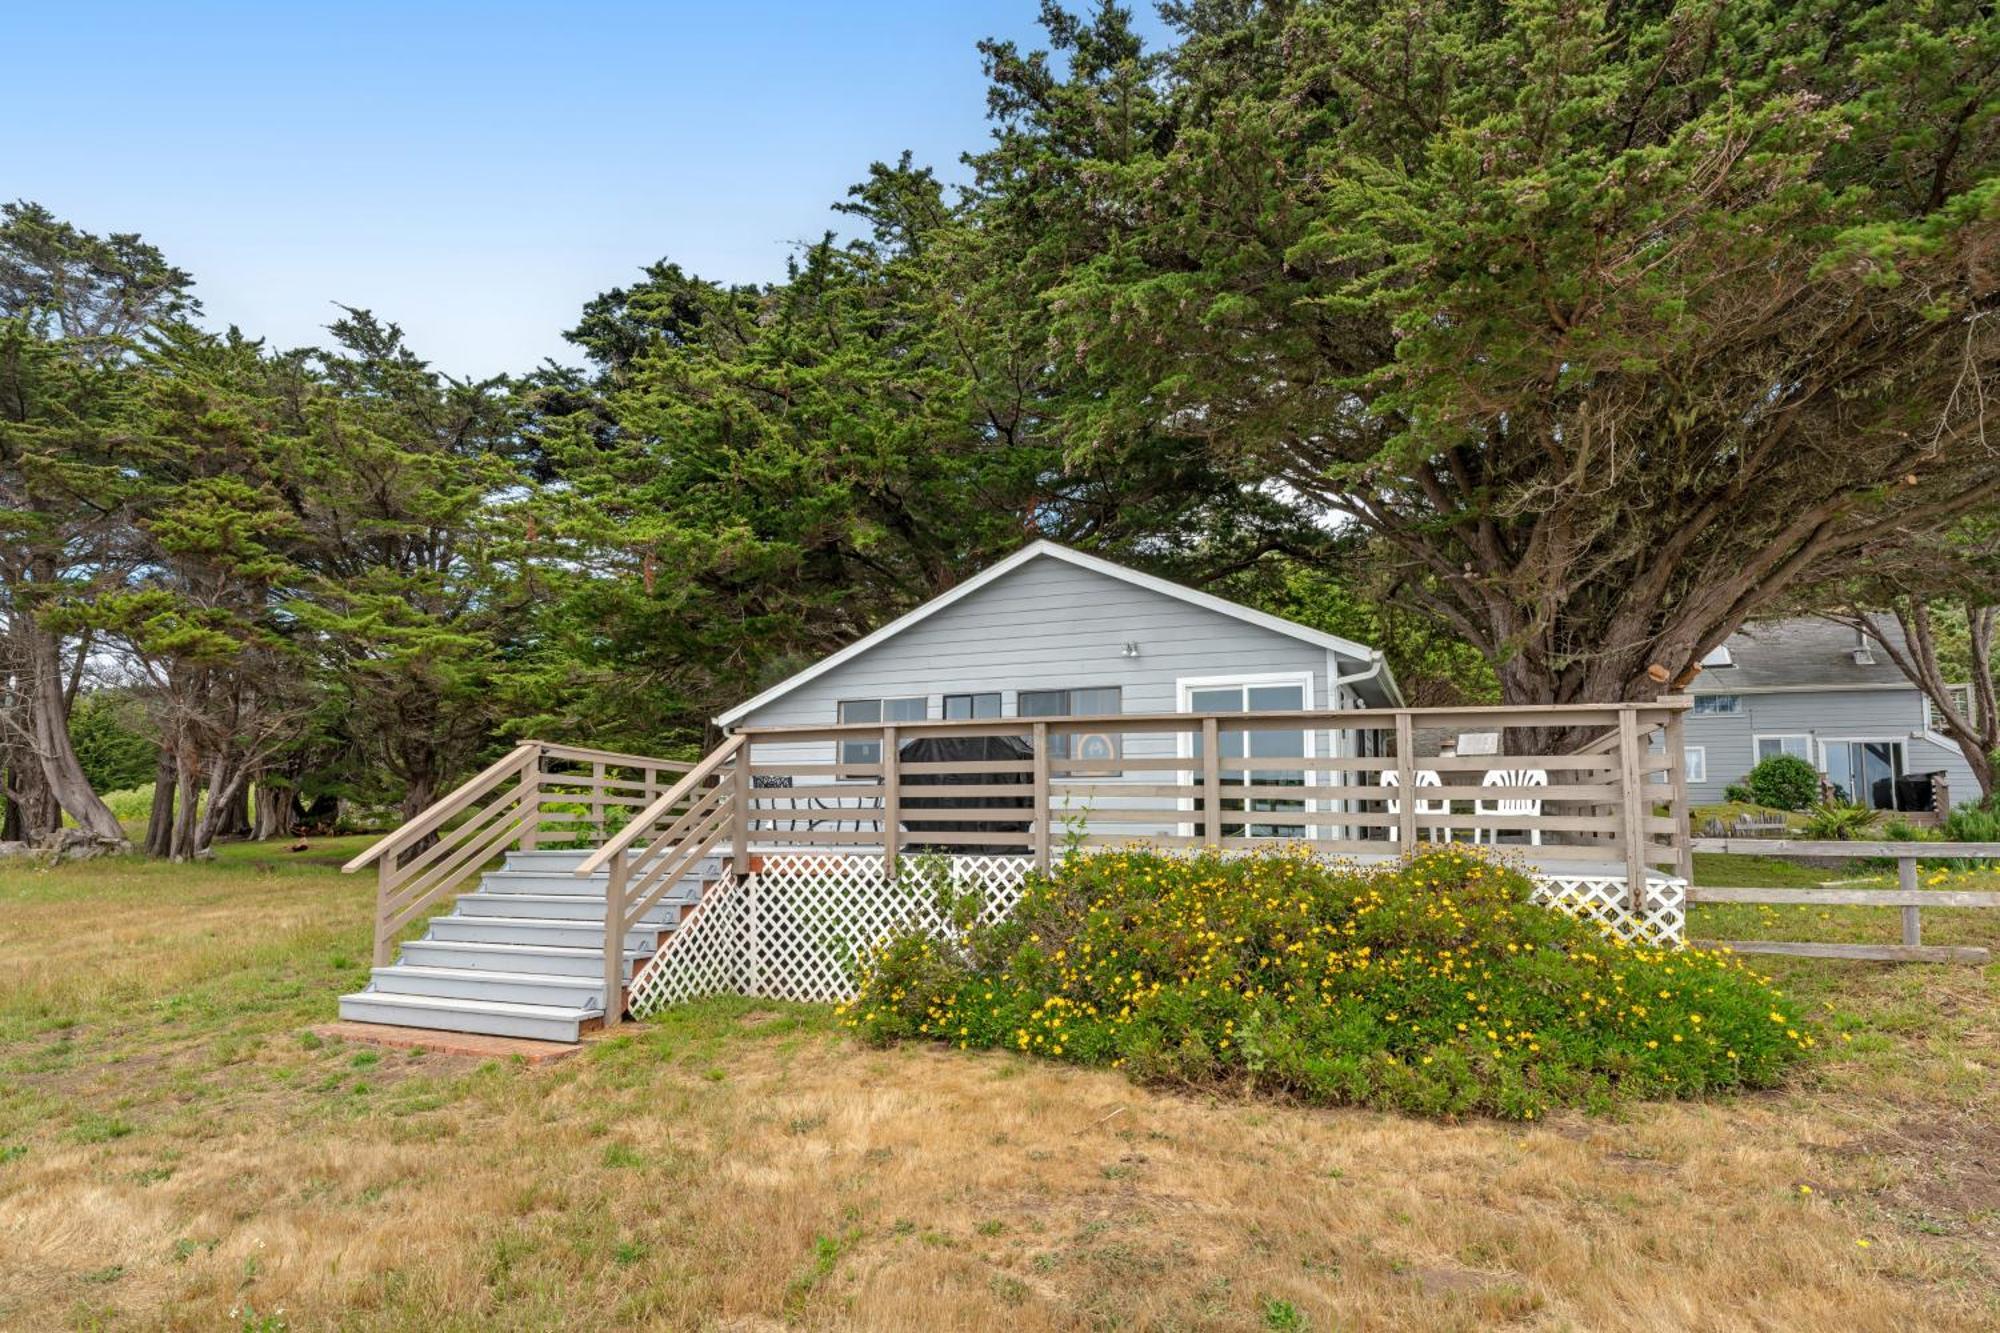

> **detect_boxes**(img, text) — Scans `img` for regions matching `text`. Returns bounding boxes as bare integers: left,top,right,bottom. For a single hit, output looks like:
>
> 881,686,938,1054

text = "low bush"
1743,755,1821,811
1942,799,2000,846
1800,801,1879,840
844,847,1814,1120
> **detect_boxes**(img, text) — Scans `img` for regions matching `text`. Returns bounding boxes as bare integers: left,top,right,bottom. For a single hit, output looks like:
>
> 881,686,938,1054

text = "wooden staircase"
337,849,720,1041
340,741,741,1043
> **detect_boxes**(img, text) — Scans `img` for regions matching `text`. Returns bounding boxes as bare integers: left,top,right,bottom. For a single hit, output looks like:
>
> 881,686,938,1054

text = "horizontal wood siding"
730,554,1345,838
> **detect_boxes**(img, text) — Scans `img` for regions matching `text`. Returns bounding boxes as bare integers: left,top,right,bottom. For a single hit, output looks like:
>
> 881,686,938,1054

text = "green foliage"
1744,755,1822,813
1800,803,1880,841
69,693,156,793
1941,799,2000,846
1723,784,1753,805
845,848,1812,1120
973,1,2000,703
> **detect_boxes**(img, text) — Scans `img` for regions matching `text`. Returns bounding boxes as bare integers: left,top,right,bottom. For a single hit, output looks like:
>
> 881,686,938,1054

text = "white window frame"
1683,746,1707,785
1753,734,1813,765
835,696,926,777
1928,683,1975,733
1174,671,1318,841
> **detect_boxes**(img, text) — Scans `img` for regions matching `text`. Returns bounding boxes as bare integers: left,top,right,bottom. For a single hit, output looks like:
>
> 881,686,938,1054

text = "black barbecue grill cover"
898,734,1034,853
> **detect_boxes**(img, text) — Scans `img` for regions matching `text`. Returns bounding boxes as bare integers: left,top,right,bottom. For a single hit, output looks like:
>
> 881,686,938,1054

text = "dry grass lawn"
4,841,2000,1330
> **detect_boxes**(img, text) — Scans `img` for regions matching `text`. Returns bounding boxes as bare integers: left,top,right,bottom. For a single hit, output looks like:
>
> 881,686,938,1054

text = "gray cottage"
1681,617,1979,814
718,537,1403,741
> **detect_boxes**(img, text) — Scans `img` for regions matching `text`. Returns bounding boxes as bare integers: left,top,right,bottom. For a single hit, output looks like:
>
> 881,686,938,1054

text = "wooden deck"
346,701,1697,1030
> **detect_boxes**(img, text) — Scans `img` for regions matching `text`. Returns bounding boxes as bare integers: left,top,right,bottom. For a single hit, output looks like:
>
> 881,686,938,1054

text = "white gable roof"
715,540,1399,727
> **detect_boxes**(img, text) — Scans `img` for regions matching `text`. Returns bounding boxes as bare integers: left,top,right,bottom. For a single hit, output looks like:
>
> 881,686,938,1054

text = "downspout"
1328,650,1390,839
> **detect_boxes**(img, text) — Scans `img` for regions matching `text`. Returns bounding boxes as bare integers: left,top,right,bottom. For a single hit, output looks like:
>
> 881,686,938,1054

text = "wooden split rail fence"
1688,839,2000,965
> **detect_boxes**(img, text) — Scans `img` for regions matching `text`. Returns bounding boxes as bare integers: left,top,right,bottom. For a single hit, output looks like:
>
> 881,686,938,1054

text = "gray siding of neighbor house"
1681,687,1980,808
728,553,1367,837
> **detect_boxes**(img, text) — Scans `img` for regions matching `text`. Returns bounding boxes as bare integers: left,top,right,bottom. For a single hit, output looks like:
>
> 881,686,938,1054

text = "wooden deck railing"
725,698,1693,885
343,741,696,965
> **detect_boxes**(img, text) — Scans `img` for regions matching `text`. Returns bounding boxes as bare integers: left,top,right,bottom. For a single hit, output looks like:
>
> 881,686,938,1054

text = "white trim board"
715,540,1400,727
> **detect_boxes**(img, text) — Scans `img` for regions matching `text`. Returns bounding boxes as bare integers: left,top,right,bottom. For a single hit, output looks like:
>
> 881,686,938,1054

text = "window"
1183,678,1311,839
836,696,926,772
1755,734,1812,763
1683,747,1707,784
1018,686,1123,763
943,692,1001,720
1691,695,1742,716
1700,646,1733,668
1929,684,1975,733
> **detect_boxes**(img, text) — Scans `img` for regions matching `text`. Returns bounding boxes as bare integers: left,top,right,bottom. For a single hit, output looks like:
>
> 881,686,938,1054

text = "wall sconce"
1122,641,1141,659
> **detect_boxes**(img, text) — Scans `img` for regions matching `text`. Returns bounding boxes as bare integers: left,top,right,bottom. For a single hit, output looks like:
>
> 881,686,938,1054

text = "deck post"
1202,716,1222,844
373,858,394,967
1618,708,1647,911
881,724,901,876
730,742,750,879
1900,854,1922,946
590,759,606,843
1661,699,1693,881
1393,712,1417,847
603,852,628,1028
518,748,542,851
1032,721,1051,872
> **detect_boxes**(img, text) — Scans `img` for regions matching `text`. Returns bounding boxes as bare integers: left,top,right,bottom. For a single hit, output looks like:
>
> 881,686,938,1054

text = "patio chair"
1474,768,1548,846
1382,768,1449,842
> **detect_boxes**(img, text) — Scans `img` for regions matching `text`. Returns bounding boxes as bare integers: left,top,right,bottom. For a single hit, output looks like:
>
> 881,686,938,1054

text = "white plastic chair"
1383,768,1449,842
1475,768,1548,846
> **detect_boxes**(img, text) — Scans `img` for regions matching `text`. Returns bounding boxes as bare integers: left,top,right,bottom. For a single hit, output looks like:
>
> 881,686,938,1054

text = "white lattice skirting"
625,852,1687,1015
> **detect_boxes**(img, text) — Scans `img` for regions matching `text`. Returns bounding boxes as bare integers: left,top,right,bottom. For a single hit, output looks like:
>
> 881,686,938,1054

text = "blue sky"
12,2,1167,378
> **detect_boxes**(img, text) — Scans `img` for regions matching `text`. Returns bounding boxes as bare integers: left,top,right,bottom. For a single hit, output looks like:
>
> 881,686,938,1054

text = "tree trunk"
144,750,176,858
252,783,297,841
2,743,60,843
23,622,126,843
192,755,253,855
169,745,202,861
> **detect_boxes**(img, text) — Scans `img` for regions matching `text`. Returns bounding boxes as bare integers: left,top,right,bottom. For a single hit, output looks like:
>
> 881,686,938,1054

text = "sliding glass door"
1183,677,1310,838
1821,739,1906,810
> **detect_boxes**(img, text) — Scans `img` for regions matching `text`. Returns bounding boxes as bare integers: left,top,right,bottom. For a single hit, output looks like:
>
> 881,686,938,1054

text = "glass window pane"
1017,690,1065,717
1247,684,1303,711
1191,688,1242,712
944,692,1001,719
1070,687,1121,716
884,696,927,722
838,699,881,725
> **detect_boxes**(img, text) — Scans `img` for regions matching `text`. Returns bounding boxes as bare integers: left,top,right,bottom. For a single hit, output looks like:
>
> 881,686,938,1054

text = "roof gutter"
1332,649,1400,708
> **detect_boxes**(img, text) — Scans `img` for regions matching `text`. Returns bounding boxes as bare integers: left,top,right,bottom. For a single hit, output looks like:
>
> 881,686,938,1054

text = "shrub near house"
846,848,1813,1121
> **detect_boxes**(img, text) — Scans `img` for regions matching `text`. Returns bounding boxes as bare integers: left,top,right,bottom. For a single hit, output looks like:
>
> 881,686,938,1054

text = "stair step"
337,990,596,1043
427,914,666,951
503,850,724,876
396,940,647,978
365,965,609,1008
478,869,708,898
455,892,689,925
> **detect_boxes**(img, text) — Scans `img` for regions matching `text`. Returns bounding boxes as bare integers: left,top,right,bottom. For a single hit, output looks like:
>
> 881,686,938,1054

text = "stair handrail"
574,733,747,878
343,741,542,874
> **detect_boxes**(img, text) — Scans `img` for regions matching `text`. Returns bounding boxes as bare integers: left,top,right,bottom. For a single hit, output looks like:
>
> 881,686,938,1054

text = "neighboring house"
1679,617,1979,814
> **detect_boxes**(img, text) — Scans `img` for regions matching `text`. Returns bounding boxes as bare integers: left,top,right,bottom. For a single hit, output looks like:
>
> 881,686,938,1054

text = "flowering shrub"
842,847,1814,1120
